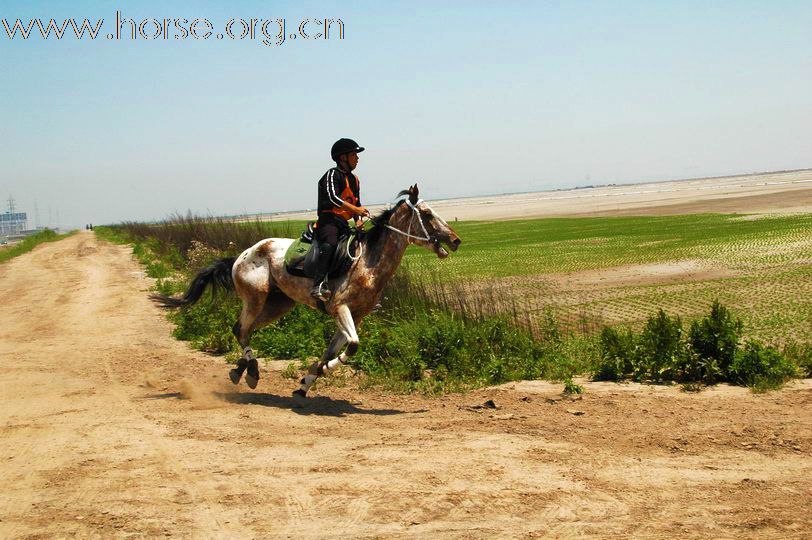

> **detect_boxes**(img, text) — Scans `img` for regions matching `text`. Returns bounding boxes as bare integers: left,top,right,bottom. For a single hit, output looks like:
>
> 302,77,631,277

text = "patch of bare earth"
549,259,738,288
1,232,811,538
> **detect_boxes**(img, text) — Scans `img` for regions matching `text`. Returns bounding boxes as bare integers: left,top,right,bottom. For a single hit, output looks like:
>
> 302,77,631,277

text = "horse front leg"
293,305,358,401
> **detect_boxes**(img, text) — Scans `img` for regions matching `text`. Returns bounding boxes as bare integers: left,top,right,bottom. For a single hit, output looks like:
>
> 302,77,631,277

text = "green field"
400,213,812,343
107,211,812,345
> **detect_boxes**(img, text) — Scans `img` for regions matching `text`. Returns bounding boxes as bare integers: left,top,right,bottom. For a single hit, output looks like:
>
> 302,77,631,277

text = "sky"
1,0,810,229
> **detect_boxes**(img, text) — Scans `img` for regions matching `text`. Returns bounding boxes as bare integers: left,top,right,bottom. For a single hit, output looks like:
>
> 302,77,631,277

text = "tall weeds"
119,213,302,261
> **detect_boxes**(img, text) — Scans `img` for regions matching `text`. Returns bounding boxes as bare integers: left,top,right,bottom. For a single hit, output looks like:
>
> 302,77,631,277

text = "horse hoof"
292,389,308,407
245,358,260,389
228,368,242,385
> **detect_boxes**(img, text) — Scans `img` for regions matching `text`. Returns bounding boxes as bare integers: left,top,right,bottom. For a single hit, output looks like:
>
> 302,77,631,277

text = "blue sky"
1,1,810,228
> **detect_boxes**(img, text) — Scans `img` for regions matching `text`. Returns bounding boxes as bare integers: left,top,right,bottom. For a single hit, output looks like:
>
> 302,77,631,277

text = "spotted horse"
153,185,462,402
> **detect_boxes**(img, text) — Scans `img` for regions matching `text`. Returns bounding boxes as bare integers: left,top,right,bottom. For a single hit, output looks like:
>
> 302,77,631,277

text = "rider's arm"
345,176,368,218
324,169,345,208
341,201,369,218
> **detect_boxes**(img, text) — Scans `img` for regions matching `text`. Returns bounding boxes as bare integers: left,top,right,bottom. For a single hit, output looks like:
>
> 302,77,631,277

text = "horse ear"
409,184,419,204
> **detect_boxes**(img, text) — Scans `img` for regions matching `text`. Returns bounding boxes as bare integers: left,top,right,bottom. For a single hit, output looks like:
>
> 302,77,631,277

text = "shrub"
783,341,812,377
563,377,584,394
635,310,686,382
689,299,743,377
673,348,723,385
730,340,797,391
352,310,555,388
594,326,635,381
169,294,240,353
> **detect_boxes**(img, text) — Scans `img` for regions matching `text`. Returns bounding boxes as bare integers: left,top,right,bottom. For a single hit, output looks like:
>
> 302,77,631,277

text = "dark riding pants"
314,215,350,285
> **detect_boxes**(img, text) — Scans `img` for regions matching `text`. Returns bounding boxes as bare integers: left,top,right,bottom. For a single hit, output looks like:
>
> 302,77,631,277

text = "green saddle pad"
284,238,311,268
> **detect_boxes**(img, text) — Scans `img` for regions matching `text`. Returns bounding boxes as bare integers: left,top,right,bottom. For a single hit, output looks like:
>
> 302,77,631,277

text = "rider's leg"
311,221,340,300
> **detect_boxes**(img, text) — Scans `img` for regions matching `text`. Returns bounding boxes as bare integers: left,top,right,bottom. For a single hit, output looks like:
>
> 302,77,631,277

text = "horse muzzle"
433,236,461,258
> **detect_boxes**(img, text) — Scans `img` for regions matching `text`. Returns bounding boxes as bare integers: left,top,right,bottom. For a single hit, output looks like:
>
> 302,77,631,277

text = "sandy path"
1,232,811,538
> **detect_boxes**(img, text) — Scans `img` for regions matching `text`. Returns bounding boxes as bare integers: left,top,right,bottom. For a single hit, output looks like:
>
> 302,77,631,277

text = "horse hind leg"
230,299,263,388
239,292,296,389
229,319,249,385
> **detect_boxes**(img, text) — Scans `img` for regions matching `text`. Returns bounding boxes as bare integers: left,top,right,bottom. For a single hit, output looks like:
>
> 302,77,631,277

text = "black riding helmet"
331,138,365,160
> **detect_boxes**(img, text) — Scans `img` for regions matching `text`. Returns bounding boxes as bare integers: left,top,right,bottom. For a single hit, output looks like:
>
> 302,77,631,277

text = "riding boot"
310,243,336,301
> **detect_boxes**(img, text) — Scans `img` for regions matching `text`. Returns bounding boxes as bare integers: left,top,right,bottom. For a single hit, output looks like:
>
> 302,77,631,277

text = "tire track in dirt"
1,231,811,538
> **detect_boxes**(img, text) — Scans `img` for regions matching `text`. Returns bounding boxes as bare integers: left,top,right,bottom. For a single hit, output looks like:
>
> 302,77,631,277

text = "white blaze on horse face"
418,201,449,228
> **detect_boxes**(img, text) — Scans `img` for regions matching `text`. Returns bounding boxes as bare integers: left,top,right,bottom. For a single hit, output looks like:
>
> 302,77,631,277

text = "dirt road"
1,232,811,538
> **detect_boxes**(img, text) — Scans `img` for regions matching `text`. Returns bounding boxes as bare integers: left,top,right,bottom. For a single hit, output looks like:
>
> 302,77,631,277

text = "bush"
783,341,812,377
594,327,635,381
352,310,558,390
689,299,743,377
169,294,240,353
635,310,686,382
730,340,797,391
592,302,798,387
563,377,584,394
673,348,723,385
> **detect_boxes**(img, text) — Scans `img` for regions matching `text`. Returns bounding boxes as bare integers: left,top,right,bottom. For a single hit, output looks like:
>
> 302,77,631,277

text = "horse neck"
362,207,412,284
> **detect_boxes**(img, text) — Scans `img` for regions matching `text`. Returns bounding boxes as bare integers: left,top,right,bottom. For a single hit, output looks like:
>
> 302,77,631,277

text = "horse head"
390,184,462,259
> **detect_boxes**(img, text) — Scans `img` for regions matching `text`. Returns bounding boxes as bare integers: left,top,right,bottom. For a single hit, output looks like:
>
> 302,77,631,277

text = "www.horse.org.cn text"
1,11,345,47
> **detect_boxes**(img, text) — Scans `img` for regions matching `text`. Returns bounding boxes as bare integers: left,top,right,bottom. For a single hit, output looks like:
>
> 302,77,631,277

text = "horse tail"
151,257,236,308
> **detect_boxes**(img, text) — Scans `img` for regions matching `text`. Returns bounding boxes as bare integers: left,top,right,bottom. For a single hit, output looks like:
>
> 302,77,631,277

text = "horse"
154,185,462,401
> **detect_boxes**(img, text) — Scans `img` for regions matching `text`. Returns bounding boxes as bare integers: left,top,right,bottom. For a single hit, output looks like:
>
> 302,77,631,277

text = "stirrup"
310,282,332,302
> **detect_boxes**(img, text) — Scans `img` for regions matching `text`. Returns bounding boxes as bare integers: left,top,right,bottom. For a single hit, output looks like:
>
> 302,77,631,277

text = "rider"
311,138,370,301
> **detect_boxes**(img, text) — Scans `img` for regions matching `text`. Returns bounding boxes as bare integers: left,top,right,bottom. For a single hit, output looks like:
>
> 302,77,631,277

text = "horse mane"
365,198,407,246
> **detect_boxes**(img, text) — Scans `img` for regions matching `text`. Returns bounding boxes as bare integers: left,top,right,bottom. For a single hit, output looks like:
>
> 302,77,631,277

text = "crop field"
400,213,812,343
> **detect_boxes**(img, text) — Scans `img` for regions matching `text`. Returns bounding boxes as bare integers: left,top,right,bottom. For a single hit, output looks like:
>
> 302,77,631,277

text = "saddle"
284,222,361,279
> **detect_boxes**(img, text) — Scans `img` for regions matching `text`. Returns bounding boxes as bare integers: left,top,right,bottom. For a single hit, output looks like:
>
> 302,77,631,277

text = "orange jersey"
317,167,360,221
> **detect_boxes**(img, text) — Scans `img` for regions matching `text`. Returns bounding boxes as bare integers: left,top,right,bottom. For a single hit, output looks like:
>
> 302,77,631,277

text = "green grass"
401,213,812,343
0,229,74,263
404,213,812,278
93,226,131,245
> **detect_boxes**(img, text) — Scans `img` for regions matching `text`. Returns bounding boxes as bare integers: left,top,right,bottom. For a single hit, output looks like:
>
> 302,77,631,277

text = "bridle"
381,198,438,245
349,198,433,262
